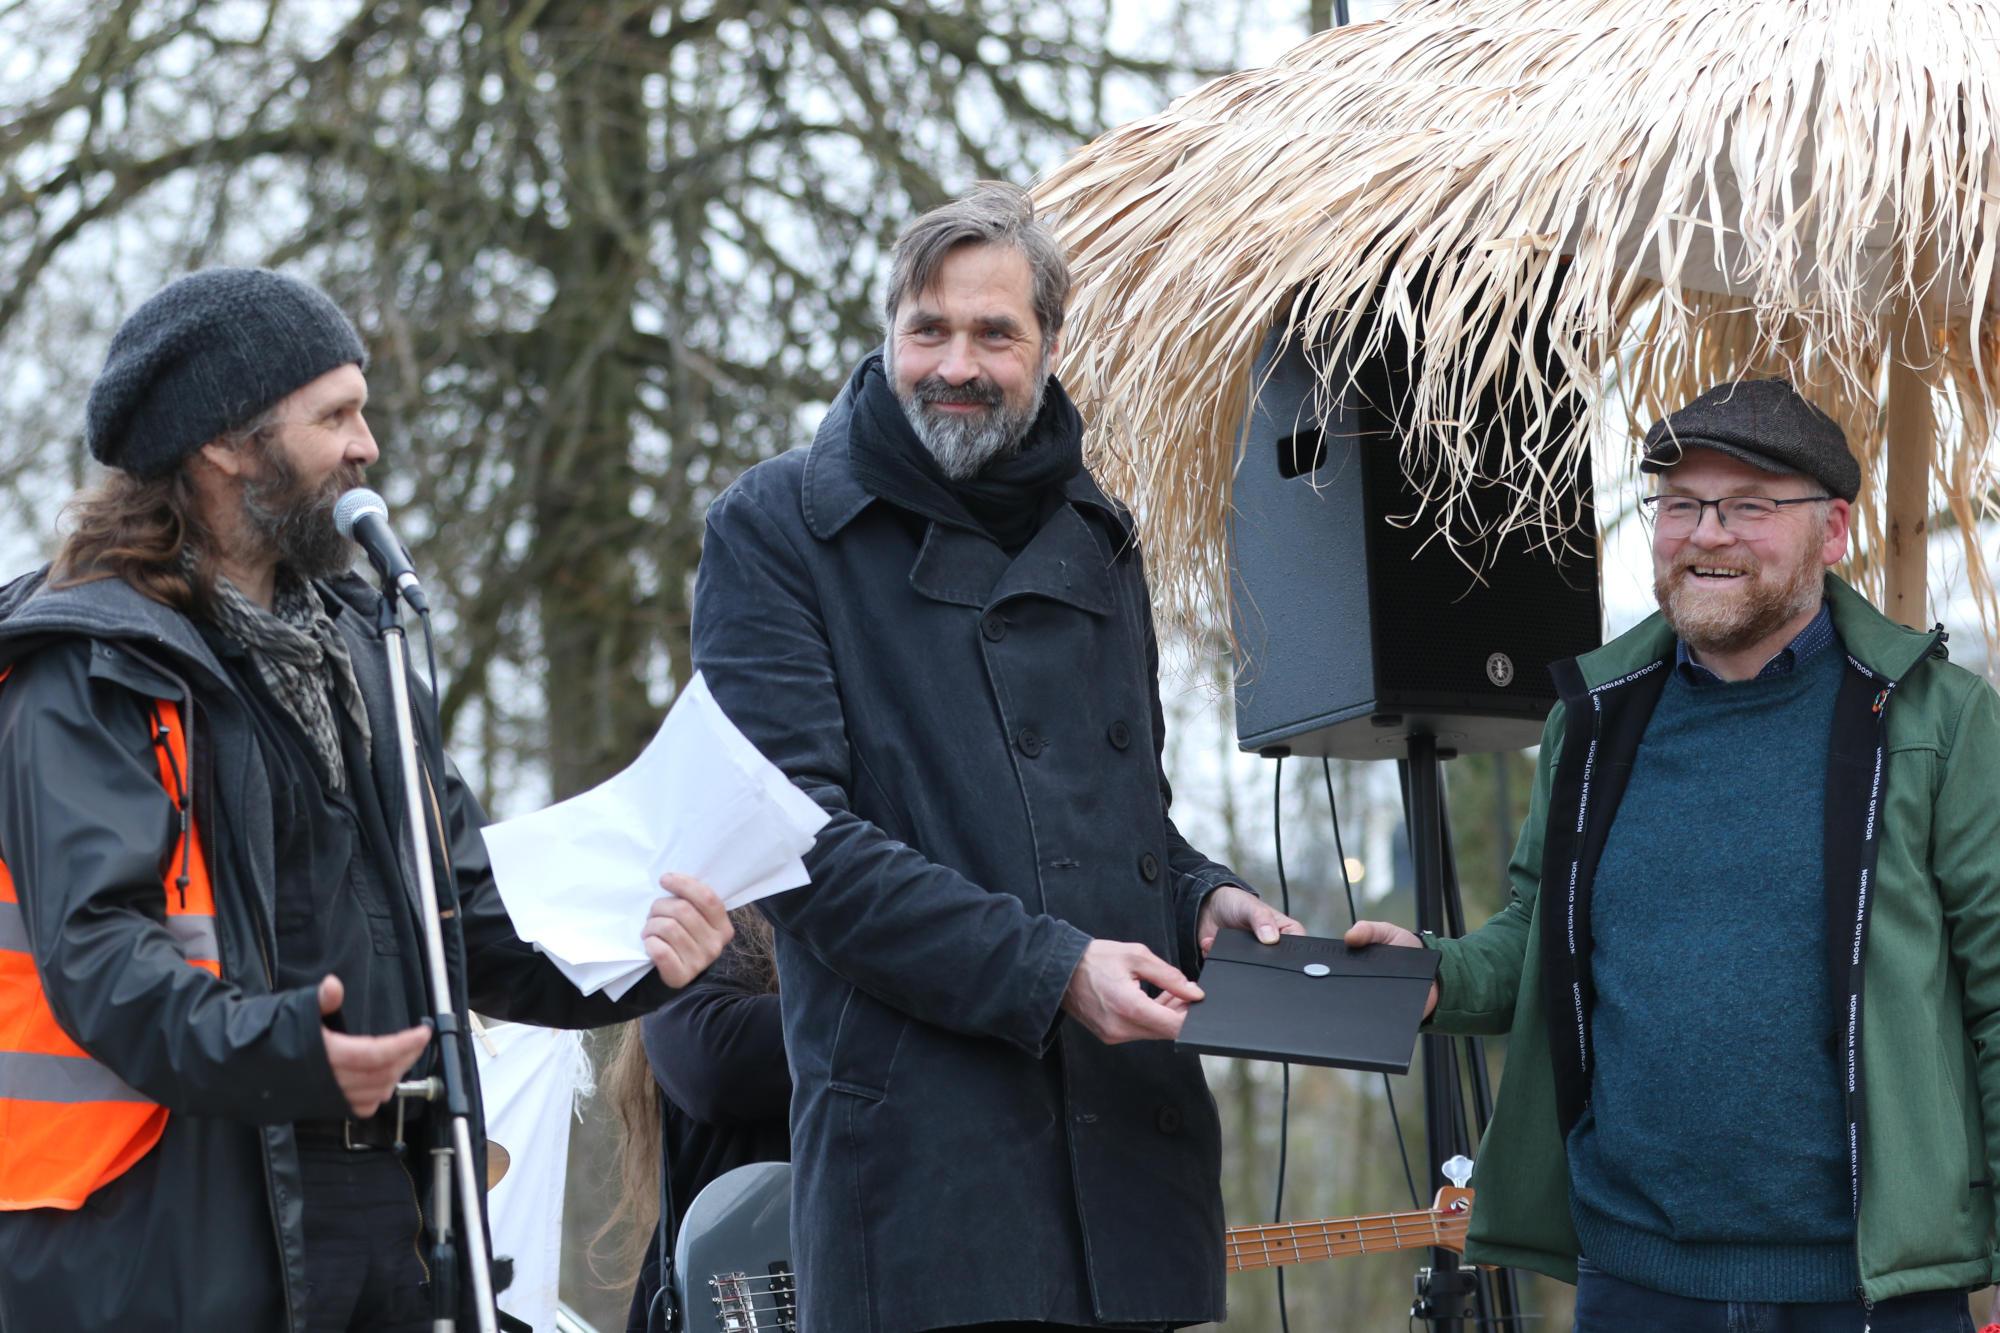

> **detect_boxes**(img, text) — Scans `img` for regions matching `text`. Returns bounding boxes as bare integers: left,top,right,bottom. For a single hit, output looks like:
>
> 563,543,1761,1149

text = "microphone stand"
373,587,501,1333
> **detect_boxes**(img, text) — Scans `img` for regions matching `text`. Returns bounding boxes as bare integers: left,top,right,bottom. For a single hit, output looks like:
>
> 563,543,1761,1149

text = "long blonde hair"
591,907,779,1282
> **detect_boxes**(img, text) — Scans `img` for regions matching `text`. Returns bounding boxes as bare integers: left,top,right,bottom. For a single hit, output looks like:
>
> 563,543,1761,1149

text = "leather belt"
294,1112,404,1151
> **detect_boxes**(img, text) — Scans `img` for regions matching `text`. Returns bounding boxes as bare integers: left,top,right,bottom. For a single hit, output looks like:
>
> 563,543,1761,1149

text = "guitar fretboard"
1225,1208,1469,1273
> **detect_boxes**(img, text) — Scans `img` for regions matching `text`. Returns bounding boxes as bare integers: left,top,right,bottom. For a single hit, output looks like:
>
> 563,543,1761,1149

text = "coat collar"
801,386,874,540
800,362,1136,549
0,564,231,692
0,564,399,704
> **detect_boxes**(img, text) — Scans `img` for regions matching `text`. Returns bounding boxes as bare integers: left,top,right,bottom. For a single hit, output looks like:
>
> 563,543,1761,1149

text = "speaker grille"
1363,437,1599,712
1229,294,1604,759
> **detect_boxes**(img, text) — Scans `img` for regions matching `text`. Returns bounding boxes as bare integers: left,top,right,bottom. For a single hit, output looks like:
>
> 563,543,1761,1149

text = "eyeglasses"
1639,494,1834,537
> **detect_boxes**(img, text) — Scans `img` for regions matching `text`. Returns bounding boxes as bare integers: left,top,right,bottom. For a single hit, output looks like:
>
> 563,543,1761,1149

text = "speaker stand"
1402,734,1524,1332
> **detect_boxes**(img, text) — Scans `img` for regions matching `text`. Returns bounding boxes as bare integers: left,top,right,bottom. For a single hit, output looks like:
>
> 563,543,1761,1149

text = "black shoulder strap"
1535,657,1670,1135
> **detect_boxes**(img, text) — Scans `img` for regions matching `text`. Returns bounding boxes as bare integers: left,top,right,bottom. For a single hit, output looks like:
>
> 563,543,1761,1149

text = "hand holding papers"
640,877,734,989
481,672,829,999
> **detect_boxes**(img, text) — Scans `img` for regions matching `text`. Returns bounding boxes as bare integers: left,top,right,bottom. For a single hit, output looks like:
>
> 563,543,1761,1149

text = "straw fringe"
1038,0,2000,646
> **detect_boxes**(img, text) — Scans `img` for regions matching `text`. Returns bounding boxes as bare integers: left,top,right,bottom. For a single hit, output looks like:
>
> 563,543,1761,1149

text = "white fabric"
475,1020,593,1333
481,671,831,999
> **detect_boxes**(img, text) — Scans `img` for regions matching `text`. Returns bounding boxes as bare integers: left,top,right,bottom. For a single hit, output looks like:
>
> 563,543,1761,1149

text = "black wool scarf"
848,352,1083,553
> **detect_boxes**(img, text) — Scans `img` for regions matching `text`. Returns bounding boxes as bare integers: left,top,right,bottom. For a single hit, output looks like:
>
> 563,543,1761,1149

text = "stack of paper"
481,672,829,999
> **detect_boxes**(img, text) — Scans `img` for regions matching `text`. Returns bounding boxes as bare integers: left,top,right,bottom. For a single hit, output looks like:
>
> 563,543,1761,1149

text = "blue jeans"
1573,1259,1975,1333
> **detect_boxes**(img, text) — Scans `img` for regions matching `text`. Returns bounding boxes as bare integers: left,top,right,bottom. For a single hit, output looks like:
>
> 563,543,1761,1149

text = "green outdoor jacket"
1432,575,2000,1301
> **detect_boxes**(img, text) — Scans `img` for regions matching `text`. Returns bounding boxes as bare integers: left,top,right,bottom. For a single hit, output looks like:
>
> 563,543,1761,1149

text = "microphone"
334,488,429,614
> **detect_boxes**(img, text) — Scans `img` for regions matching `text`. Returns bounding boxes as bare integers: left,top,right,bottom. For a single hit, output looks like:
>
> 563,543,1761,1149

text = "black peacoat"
690,364,1242,1333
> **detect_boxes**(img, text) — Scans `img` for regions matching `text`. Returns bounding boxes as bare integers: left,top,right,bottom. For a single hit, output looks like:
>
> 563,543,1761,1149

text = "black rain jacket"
0,567,670,1333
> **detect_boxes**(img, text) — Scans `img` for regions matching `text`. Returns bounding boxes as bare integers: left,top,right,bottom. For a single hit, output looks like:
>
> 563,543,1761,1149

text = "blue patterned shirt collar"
1676,599,1836,685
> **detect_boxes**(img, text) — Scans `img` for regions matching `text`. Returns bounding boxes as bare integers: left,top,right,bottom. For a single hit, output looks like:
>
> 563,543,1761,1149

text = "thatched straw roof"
1038,0,2000,639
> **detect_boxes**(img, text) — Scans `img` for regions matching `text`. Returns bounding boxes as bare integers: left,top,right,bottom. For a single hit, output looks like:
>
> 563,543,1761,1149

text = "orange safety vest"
0,667,221,1210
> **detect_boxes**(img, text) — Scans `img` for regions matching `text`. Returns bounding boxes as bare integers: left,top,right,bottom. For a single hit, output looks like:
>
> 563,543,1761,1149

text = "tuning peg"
1442,1155,1474,1188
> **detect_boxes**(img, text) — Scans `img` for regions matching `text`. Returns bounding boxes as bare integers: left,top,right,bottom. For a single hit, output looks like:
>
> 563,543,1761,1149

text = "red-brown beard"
1653,544,1825,656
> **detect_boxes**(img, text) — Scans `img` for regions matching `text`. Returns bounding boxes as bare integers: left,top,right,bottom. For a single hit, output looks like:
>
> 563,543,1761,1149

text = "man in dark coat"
0,267,733,1333
691,182,1300,1333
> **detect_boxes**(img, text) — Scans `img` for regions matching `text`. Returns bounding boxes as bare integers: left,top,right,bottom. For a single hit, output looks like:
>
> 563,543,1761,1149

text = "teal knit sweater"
1566,639,1857,1301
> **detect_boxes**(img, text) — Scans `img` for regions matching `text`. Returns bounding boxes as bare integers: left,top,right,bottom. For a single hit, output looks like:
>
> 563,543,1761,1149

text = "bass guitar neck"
1225,1187,1472,1273
675,1166,1473,1330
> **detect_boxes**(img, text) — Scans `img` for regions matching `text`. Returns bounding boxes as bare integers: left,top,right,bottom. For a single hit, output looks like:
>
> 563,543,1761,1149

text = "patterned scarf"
193,551,372,791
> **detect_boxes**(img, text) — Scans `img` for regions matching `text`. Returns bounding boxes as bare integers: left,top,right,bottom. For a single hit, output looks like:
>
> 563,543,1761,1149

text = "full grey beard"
1655,547,1825,657
895,371,1049,481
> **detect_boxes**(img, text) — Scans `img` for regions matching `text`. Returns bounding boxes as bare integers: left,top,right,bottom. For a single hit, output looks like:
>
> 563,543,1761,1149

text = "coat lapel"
908,523,1009,608
987,504,1116,616
906,505,1119,616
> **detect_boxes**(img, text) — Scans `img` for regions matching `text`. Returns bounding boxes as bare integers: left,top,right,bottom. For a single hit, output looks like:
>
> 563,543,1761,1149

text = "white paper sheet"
481,672,827,998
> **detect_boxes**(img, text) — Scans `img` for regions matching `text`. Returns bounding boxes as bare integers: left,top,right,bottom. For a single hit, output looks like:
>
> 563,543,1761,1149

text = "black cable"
411,608,445,771
412,608,457,906
1319,760,1361,924
647,1086,678,1331
1324,759,1424,1211
1269,757,1292,1333
418,606,442,704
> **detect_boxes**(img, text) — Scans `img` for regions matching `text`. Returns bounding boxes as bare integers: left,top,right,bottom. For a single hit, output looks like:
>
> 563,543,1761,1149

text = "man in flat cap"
0,268,733,1333
1353,379,2000,1331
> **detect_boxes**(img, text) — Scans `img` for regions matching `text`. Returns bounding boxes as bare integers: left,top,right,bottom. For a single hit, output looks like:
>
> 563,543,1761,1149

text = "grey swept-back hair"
883,181,1071,342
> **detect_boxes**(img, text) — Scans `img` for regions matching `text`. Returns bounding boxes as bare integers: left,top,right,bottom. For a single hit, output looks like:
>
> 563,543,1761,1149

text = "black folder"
1175,929,1440,1074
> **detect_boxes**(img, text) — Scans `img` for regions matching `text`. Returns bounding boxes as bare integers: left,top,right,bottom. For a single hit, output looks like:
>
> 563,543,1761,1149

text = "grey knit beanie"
85,267,368,478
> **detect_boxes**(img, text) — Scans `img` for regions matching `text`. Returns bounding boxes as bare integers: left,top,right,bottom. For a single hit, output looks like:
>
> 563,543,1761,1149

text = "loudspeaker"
1230,322,1602,760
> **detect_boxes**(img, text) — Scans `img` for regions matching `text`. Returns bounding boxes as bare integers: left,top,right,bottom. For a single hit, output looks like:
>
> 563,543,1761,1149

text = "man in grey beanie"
0,268,734,1333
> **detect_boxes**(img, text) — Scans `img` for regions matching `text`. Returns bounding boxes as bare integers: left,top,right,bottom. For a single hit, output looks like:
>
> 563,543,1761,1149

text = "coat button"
1156,1105,1183,1135
981,612,1007,642
1017,728,1044,758
1139,852,1160,881
1106,720,1131,750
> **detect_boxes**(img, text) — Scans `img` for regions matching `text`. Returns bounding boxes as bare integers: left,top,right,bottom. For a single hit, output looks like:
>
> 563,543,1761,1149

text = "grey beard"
897,374,1049,481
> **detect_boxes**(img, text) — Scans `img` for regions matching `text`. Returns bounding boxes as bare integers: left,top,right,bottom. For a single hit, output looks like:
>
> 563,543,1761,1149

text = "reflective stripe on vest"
0,667,220,1210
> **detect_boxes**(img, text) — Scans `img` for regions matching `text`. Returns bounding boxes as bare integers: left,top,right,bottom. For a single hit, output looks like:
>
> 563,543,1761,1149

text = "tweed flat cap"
1639,378,1860,501
85,267,368,478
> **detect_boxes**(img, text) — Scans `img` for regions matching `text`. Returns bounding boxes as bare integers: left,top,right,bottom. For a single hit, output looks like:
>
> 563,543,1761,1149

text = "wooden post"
1882,326,1934,628
1882,356,1933,628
